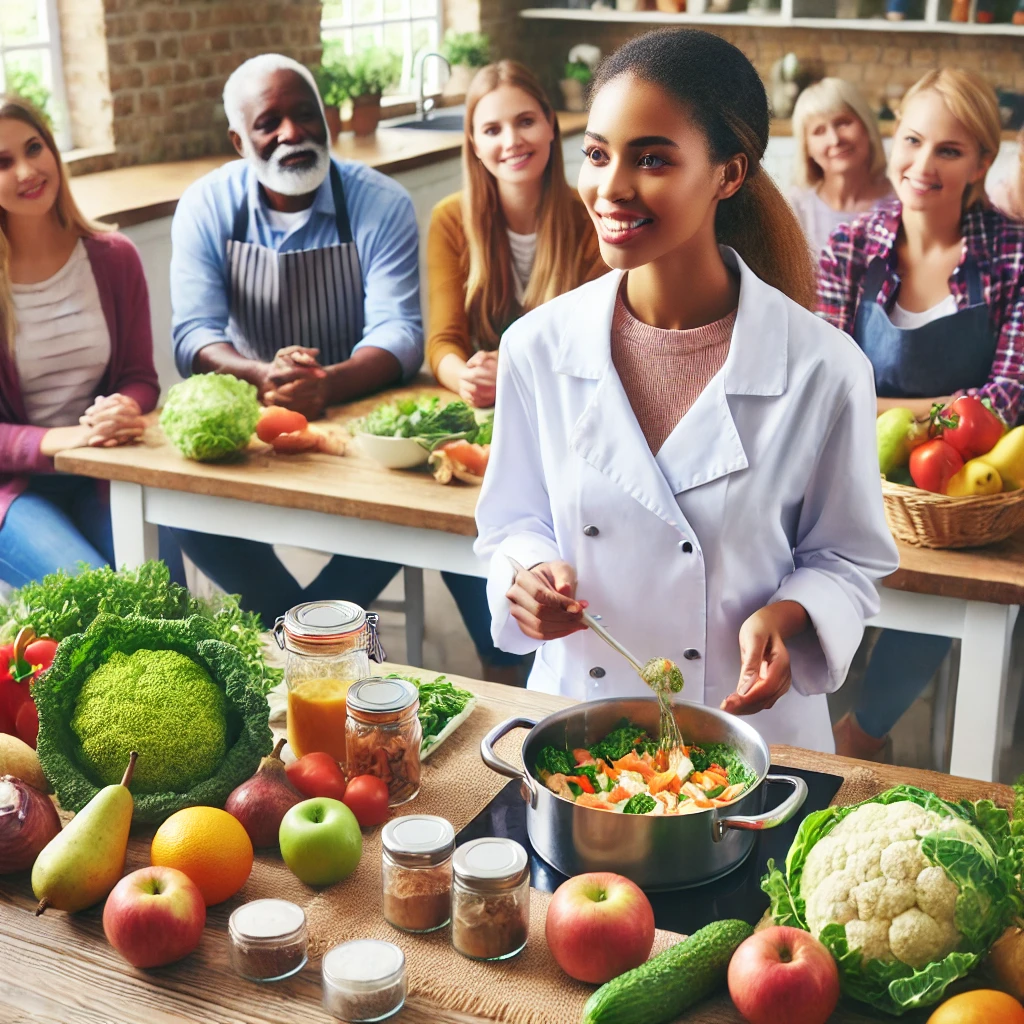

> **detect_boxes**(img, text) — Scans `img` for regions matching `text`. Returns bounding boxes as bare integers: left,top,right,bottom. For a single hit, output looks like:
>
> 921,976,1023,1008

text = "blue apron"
853,255,996,397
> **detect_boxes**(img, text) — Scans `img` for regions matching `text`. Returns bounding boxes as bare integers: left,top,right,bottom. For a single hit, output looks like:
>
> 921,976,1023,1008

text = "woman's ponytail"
593,29,817,310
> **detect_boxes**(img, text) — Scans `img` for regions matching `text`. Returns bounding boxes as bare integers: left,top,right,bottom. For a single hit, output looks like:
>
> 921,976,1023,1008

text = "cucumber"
581,918,752,1024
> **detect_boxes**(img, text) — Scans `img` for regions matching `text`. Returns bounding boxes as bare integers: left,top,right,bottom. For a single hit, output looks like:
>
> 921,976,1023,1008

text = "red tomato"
910,439,964,494
15,698,38,748
439,440,489,477
343,775,390,827
938,396,1005,460
285,751,347,801
256,407,308,443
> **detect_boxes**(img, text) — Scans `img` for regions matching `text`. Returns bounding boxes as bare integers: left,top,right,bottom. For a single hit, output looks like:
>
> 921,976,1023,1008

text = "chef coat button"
683,649,700,661
589,667,606,678
583,524,600,537
680,541,693,553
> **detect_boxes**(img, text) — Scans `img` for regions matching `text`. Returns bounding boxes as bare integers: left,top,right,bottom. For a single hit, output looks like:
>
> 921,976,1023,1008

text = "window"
0,0,70,149
321,0,443,100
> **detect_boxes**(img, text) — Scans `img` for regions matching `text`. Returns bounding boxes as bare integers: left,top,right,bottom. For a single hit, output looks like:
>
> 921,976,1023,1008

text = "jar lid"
347,677,418,716
229,899,306,942
453,838,529,891
382,814,456,866
283,601,366,641
322,939,405,992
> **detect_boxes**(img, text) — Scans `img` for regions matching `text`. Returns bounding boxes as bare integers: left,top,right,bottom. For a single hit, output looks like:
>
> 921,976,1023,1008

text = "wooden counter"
68,111,590,227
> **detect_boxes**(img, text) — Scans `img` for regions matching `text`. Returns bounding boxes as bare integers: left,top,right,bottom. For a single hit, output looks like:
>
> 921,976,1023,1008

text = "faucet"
416,51,451,121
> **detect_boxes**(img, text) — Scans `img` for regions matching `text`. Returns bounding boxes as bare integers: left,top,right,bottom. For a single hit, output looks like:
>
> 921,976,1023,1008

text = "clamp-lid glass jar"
451,837,530,961
382,814,455,933
345,677,421,806
276,601,384,762
322,939,406,1022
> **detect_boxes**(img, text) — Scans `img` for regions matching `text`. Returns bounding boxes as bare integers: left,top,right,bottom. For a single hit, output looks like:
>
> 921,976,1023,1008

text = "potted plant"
439,31,490,96
313,50,348,142
559,45,600,113
336,47,402,137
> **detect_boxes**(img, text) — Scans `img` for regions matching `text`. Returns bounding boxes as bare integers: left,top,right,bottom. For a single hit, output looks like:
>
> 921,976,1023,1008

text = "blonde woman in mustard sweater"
427,60,605,408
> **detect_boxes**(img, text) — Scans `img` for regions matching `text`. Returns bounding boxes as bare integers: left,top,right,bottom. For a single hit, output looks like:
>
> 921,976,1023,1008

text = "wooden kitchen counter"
68,111,590,227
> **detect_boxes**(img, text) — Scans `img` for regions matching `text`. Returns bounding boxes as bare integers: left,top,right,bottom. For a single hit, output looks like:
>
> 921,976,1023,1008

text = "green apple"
279,798,362,886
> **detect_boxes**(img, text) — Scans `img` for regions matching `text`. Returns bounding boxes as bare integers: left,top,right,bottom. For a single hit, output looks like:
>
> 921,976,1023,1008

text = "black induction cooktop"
455,765,843,935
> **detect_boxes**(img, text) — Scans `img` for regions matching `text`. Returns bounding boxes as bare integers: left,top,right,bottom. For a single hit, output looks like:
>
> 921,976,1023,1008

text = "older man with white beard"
165,53,422,624
170,53,422,417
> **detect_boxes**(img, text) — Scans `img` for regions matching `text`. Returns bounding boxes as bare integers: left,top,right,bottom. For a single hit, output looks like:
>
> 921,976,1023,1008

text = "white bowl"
357,433,430,470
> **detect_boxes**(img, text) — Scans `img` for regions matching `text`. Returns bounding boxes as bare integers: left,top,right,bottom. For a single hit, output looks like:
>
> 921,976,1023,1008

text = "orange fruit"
151,806,254,906
927,990,1024,1024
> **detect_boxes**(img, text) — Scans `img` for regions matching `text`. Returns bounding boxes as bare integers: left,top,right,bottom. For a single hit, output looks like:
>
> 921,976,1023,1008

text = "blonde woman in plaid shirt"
818,69,1024,759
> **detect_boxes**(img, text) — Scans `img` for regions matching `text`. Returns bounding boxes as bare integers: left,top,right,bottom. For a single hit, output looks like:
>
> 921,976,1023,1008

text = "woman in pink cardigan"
0,96,182,586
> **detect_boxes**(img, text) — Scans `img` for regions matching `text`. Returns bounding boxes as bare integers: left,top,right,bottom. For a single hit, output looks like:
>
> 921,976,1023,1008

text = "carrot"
576,793,617,811
598,758,619,781
649,770,679,795
704,771,729,790
690,771,705,786
612,752,656,781
607,785,630,804
567,774,595,795
682,782,714,808
256,406,308,442
573,748,597,766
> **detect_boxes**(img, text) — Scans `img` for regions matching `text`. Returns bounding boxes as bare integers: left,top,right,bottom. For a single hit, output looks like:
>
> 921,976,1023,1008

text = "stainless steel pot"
480,697,808,891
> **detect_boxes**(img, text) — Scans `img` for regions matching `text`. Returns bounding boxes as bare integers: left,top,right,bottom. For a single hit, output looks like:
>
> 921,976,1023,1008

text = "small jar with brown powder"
381,813,455,934
451,837,530,961
228,899,308,982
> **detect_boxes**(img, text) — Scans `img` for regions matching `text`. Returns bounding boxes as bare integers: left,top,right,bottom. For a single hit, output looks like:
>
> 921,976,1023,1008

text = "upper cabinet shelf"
519,7,1024,34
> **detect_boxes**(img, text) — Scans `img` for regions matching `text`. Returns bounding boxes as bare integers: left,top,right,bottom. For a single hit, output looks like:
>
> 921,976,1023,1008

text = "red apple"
103,866,206,968
728,926,840,1024
545,872,655,984
285,752,347,801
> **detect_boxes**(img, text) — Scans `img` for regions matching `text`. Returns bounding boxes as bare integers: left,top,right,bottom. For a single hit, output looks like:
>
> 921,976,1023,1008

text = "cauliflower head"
801,801,960,969
72,648,228,794
762,785,1024,1016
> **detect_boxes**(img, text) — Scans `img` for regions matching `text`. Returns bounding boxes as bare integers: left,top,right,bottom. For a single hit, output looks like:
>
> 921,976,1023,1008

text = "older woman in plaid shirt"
819,68,1024,760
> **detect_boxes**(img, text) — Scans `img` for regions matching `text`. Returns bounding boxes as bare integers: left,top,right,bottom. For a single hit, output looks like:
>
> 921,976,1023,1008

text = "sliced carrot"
690,771,705,786
573,748,596,766
612,752,656,781
576,793,617,811
607,785,630,804
598,758,619,781
649,770,679,795
704,771,729,790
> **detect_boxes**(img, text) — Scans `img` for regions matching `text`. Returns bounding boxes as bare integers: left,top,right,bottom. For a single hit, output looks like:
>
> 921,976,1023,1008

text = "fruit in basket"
761,785,1024,1016
32,752,137,915
286,751,348,802
0,775,61,874
909,439,964,494
151,805,254,906
546,872,655,984
877,407,929,476
727,926,839,1024
279,797,362,886
937,396,1006,461
225,738,304,848
977,425,1024,491
103,866,206,968
926,989,1024,1023
34,614,273,825
946,459,1002,497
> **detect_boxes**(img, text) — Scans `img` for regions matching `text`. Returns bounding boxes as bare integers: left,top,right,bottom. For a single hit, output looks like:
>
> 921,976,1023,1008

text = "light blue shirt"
170,157,423,381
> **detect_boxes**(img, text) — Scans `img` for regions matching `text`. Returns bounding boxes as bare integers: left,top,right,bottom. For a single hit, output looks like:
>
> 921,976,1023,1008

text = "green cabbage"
761,785,1024,1016
160,372,260,461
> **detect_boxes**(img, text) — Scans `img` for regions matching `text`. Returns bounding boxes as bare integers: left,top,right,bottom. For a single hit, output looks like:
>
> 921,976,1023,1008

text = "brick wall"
508,21,1024,113
64,0,323,170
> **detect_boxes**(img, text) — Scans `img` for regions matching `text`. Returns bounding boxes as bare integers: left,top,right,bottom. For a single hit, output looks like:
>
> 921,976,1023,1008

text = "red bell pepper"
910,438,964,494
935,396,1006,460
567,774,596,794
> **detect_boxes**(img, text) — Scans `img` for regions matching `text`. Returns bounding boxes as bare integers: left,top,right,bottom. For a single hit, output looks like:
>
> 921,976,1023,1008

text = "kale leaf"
622,793,657,815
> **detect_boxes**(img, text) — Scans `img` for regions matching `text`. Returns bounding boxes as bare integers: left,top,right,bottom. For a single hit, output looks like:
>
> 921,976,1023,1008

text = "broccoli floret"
535,745,575,778
36,613,273,824
72,649,228,794
622,793,657,815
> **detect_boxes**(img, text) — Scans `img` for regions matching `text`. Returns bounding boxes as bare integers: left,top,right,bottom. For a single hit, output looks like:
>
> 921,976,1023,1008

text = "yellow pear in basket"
946,459,1002,497
980,425,1024,491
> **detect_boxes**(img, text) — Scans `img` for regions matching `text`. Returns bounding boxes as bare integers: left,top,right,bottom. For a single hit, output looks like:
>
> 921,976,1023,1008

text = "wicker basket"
881,476,1024,549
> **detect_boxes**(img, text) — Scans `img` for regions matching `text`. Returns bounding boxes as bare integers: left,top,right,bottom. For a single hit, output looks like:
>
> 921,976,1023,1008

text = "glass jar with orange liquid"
275,601,385,762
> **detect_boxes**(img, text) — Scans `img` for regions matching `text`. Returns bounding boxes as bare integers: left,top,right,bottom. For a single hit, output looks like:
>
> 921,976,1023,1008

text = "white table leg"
109,481,158,569
948,601,1016,782
403,566,425,667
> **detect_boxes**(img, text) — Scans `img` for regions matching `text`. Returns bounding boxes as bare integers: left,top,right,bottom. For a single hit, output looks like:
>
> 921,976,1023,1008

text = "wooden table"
0,669,1014,1024
55,382,1024,781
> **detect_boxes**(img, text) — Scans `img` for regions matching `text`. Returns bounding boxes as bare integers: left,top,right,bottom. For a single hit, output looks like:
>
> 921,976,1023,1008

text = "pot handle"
712,773,808,842
480,715,539,808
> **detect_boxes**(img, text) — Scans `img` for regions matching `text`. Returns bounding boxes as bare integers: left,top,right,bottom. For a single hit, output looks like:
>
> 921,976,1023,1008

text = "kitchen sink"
387,109,465,132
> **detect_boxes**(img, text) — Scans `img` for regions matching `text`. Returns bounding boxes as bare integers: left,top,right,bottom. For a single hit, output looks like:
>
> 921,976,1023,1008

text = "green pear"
877,407,926,477
32,752,137,915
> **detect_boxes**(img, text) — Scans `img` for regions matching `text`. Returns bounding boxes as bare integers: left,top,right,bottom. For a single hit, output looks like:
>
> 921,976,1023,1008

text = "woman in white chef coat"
474,28,900,753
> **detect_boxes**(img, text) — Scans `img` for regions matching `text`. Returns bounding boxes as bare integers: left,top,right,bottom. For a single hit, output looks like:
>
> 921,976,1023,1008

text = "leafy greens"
351,395,490,450
387,672,475,755
160,372,261,462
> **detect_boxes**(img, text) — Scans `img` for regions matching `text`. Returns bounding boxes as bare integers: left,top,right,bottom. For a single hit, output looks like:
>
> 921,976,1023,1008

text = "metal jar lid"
347,677,418,717
382,815,456,867
274,601,384,660
453,838,529,892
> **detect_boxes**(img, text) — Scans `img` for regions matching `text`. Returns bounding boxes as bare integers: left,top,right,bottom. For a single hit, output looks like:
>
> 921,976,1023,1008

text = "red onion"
0,775,61,874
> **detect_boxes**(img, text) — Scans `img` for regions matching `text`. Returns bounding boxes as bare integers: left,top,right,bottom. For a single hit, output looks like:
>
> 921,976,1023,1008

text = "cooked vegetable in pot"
532,718,755,815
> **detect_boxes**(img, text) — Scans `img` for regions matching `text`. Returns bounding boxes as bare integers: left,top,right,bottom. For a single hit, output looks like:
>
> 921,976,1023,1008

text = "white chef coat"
474,247,899,753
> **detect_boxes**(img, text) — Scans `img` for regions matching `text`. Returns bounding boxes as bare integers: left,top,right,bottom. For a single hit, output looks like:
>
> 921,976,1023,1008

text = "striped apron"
225,163,364,364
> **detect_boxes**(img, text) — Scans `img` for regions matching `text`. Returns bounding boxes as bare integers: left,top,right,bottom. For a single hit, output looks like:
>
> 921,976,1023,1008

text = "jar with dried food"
451,837,530,961
228,899,308,982
345,677,422,806
382,814,455,933
322,939,407,1022
276,601,385,762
